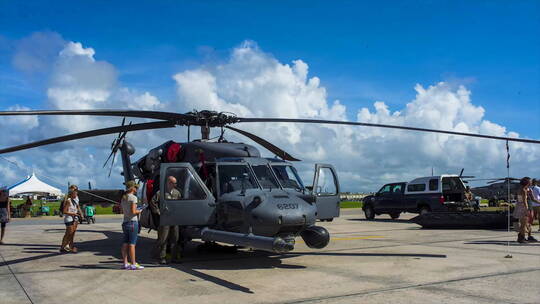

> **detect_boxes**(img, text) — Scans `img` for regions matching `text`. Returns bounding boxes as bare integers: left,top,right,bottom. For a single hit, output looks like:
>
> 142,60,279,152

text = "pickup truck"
362,175,468,220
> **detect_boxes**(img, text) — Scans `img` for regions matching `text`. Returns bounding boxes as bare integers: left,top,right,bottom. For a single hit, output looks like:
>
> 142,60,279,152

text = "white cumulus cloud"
1,37,538,192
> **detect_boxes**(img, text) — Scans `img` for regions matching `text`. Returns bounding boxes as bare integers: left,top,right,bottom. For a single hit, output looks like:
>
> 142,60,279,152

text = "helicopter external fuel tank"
200,228,294,253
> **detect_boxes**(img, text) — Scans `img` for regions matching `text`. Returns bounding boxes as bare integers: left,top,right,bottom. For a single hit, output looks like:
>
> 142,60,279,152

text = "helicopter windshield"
251,165,280,189
271,165,304,191
218,164,258,195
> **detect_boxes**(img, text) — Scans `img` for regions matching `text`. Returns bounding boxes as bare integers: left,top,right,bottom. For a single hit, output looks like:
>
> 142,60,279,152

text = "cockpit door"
159,163,216,226
312,164,340,220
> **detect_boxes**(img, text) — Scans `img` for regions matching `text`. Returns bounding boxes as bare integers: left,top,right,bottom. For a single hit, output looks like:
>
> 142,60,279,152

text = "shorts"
1,222,5,228
122,221,139,245
65,221,75,227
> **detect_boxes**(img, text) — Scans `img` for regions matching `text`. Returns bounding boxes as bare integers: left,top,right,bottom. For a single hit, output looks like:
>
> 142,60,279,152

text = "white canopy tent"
8,173,63,197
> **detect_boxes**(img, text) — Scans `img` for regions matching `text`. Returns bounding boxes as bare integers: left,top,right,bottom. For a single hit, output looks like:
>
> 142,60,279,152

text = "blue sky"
1,0,539,138
0,1,539,191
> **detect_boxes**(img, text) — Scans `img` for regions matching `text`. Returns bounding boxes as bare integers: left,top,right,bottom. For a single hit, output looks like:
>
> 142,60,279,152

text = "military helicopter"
0,109,539,253
464,177,521,206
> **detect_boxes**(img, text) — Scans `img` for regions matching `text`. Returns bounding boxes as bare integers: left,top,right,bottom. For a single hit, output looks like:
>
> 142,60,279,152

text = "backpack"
58,197,67,217
139,205,158,230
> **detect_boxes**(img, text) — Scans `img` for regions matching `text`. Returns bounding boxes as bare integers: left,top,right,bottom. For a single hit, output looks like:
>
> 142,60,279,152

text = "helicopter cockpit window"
164,168,207,200
218,165,258,195
252,165,280,189
272,165,304,191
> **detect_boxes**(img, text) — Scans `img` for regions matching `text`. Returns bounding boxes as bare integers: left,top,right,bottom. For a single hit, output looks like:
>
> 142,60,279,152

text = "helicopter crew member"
149,176,182,264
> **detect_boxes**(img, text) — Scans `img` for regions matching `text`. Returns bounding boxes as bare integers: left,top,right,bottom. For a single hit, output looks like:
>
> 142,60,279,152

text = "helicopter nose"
249,195,317,236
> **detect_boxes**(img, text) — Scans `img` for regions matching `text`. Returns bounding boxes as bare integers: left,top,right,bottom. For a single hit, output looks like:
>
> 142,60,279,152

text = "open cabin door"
312,164,340,220
159,163,216,226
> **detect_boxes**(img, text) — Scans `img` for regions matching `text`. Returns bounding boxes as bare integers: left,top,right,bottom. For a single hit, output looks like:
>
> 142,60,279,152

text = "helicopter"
464,177,521,206
0,109,539,254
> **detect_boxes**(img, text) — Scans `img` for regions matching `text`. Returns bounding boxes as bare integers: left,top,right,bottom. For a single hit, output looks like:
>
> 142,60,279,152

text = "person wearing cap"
60,185,83,252
120,180,144,270
149,175,182,264
0,188,11,245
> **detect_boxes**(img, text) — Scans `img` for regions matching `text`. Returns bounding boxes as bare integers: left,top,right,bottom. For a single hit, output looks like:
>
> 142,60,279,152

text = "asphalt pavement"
1,210,539,304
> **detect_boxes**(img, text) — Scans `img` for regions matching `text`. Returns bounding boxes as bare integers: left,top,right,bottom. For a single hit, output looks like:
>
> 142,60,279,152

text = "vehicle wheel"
389,212,400,219
419,206,430,215
326,218,334,222
364,205,375,220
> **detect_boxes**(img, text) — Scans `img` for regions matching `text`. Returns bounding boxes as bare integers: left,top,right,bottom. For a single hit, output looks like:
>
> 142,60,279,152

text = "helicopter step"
200,227,294,253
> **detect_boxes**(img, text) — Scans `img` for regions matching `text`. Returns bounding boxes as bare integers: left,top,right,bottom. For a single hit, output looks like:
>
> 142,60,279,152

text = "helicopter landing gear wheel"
364,205,375,220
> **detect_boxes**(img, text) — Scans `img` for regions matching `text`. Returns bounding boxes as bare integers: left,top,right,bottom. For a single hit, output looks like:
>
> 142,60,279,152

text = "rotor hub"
182,110,240,127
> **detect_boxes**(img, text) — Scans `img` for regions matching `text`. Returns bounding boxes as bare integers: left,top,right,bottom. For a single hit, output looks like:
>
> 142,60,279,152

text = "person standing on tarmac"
60,185,84,253
526,179,540,240
0,188,11,245
531,178,540,231
514,177,536,243
149,176,181,264
120,181,144,270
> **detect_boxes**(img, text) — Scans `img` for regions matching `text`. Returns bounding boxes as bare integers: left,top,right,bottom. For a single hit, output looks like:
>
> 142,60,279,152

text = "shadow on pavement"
286,252,446,258
348,218,412,223
465,240,540,246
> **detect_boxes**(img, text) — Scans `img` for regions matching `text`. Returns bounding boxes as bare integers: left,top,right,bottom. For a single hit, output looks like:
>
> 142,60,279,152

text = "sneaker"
527,236,538,242
122,263,131,269
129,263,144,270
59,246,71,253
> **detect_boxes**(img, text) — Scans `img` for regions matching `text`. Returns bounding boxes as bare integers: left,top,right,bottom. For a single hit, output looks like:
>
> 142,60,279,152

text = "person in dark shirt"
0,189,11,245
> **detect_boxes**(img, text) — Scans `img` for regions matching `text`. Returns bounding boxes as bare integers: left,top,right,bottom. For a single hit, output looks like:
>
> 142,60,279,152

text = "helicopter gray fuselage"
132,140,332,252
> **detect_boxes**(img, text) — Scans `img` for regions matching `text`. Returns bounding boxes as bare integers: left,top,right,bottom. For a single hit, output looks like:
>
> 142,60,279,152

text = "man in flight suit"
149,176,182,264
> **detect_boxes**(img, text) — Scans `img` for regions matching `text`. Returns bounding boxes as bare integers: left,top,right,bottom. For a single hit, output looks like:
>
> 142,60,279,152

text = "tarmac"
1,209,539,304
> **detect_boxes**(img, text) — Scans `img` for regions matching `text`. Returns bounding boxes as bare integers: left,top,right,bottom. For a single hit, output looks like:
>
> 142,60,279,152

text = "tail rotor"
103,118,131,177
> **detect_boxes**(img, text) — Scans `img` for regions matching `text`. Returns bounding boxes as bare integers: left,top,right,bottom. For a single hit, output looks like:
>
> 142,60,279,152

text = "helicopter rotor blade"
225,126,300,161
236,118,540,144
0,109,189,122
0,121,176,154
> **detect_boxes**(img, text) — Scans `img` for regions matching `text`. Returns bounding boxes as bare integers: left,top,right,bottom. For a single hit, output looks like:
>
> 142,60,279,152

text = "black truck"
362,175,468,220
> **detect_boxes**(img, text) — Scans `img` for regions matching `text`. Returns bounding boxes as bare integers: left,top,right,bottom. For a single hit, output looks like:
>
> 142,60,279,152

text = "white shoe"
129,263,144,270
